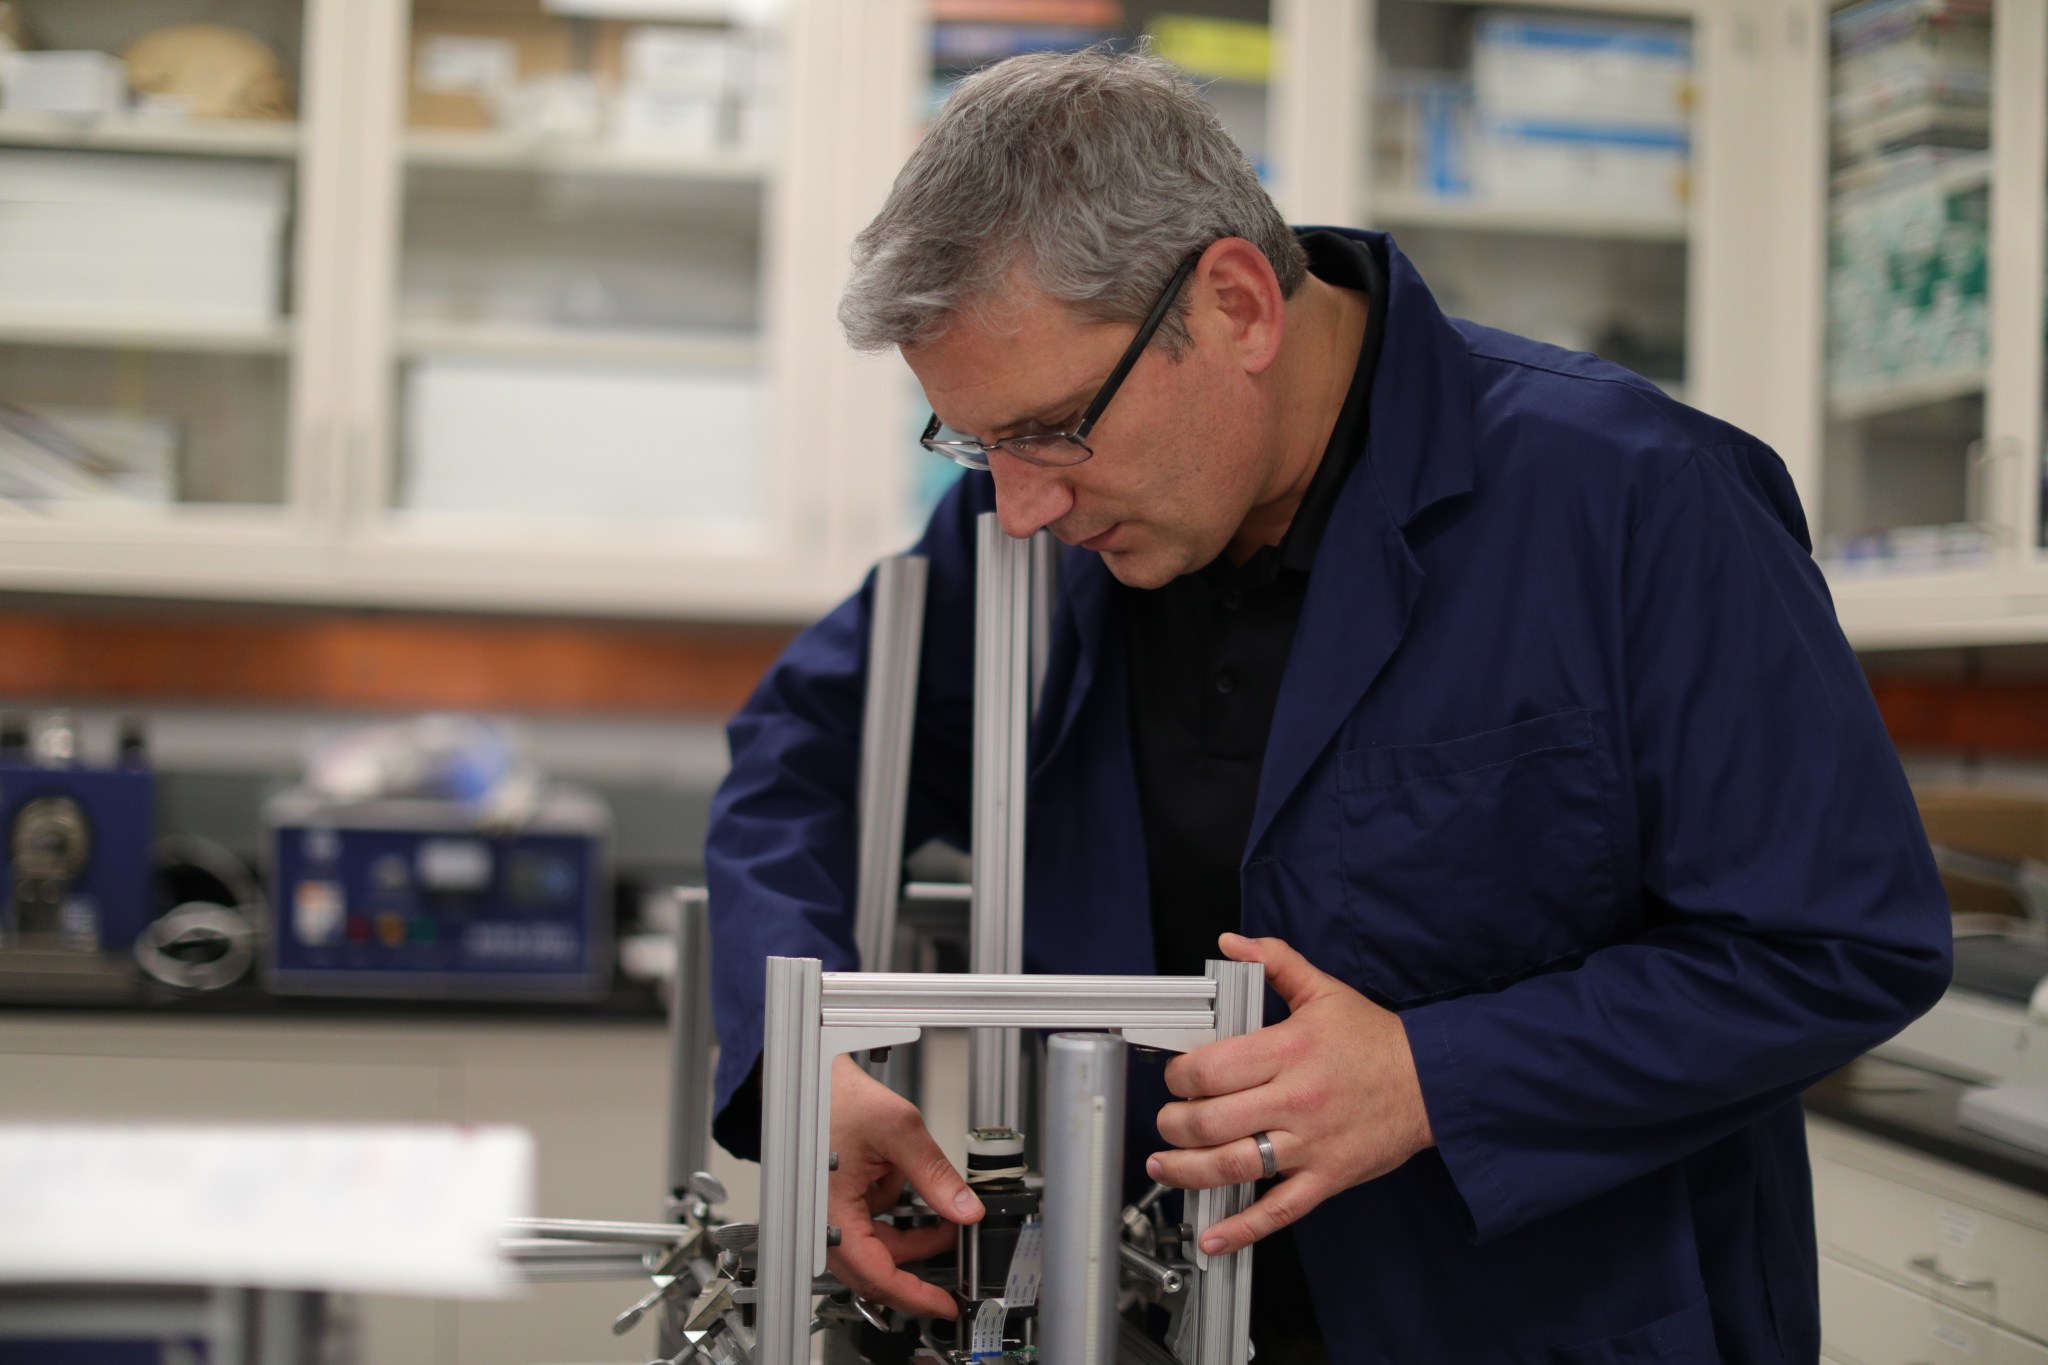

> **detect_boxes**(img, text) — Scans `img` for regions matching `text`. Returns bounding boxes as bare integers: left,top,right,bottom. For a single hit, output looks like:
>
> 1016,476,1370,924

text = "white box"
401,354,765,527
0,150,288,327
622,25,737,95
1473,13,1691,132
1473,120,1689,222
612,87,721,151
0,50,126,119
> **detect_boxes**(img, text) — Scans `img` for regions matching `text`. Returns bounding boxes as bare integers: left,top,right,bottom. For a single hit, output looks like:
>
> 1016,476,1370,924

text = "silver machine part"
1042,1033,1126,1365
854,555,930,976
971,515,1035,1131
754,957,1262,1365
667,885,715,1197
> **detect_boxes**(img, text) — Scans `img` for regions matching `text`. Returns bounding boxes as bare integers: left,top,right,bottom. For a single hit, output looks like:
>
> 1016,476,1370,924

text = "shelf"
1370,189,1688,242
394,321,761,369
0,113,300,159
402,131,769,183
0,315,293,355
1828,368,1984,423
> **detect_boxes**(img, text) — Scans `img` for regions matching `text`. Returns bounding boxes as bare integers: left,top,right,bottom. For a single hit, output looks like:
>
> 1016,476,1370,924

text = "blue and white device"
264,785,611,999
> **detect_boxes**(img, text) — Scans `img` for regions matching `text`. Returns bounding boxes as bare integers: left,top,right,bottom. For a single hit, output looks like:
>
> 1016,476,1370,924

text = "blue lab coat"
706,230,1952,1363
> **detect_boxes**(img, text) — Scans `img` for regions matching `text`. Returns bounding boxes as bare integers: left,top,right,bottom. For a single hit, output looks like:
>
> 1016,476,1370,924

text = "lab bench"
1805,1064,2048,1364
0,1003,759,1365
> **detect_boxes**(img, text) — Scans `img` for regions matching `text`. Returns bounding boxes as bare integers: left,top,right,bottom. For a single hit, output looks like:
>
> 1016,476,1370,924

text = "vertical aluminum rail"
1028,531,1060,717
970,515,1033,1131
757,957,827,1365
853,554,929,974
1189,959,1264,1365
665,886,715,1196
1041,1033,1125,1365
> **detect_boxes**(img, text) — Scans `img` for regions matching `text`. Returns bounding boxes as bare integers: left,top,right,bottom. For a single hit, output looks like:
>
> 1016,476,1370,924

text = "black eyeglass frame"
920,249,1205,472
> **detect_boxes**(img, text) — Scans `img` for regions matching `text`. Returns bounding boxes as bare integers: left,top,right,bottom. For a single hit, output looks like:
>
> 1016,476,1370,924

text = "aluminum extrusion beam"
820,972,1216,1030
854,554,929,974
1189,959,1263,1365
971,515,1033,1130
757,956,827,1365
1041,1033,1125,1365
666,886,715,1196
1029,530,1059,717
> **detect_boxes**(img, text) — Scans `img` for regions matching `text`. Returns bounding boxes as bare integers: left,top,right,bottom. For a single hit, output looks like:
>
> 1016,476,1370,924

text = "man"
706,47,1951,1364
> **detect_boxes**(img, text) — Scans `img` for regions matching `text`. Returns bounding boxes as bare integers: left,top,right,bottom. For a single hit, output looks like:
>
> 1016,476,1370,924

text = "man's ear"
1191,237,1287,375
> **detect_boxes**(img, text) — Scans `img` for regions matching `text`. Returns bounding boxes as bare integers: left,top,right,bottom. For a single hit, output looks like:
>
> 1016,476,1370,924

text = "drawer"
1813,1150,2048,1342
1821,1257,2048,1365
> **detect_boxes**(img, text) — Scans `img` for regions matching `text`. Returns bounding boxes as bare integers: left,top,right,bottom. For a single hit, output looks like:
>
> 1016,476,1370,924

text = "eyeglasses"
920,250,1204,472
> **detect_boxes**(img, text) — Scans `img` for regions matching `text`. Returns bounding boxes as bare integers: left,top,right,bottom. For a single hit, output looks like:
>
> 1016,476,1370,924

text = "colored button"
346,916,372,945
410,917,439,945
377,913,407,948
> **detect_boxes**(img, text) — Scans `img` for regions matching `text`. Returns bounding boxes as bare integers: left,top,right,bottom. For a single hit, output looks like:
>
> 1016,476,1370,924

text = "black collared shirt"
1126,230,1386,980
1123,230,1385,1364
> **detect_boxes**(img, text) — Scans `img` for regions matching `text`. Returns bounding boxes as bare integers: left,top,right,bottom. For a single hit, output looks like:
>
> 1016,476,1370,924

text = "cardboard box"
408,11,574,131
1916,788,2048,920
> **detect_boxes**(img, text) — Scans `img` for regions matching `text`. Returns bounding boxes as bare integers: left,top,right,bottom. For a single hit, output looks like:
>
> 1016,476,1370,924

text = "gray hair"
838,45,1308,357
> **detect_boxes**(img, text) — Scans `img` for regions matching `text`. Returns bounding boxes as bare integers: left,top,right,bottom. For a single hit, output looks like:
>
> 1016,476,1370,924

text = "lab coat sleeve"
705,473,988,1159
1398,442,1952,1242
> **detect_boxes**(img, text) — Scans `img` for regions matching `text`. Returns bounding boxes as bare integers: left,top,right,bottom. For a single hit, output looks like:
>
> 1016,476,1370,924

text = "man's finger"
875,1111,984,1227
1193,1173,1330,1257
829,1224,959,1320
869,1217,958,1266
1219,932,1331,1011
1154,1083,1276,1153
1144,1128,1281,1192
1162,1028,1284,1099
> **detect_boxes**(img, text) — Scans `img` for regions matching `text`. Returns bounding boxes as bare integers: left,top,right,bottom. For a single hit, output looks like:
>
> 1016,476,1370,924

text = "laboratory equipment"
263,782,611,999
507,518,1264,1364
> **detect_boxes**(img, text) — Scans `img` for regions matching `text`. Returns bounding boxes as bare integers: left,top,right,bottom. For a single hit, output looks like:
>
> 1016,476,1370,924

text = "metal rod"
1118,1242,1185,1296
1042,1033,1125,1365
666,886,715,1197
508,1218,699,1246
854,554,929,974
1190,959,1264,1365
1029,530,1059,719
821,972,1218,1031
971,514,1033,1131
759,956,826,1365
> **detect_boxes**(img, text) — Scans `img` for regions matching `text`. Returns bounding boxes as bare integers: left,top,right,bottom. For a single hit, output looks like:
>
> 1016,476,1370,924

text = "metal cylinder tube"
1041,1032,1126,1365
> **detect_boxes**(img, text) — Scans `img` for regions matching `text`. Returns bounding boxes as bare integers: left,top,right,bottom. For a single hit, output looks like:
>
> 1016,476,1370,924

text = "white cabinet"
1810,1116,2048,1361
0,1011,760,1365
4,0,2042,638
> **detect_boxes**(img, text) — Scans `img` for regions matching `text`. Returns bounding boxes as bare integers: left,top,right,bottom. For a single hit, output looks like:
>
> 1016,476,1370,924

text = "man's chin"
1096,547,1182,591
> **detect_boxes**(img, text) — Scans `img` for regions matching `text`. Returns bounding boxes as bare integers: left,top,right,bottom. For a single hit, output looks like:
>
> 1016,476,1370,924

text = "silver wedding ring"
1252,1130,1278,1181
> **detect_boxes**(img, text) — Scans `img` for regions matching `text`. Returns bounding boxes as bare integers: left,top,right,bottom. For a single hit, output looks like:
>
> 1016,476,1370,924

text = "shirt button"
1222,590,1243,611
1215,671,1236,695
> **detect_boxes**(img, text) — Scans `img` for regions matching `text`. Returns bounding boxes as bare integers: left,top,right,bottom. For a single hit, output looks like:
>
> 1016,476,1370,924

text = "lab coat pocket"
1334,708,1620,1004
1539,1295,1719,1364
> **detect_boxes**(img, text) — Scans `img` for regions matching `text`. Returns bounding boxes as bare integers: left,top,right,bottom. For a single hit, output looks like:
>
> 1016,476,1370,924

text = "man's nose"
988,455,1075,541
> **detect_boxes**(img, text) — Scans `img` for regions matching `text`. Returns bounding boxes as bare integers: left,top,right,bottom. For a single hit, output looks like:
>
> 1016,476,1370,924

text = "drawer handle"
1908,1255,1995,1292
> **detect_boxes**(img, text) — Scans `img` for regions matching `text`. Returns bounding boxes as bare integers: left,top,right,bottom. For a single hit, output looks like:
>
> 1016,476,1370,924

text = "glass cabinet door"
1819,0,1992,577
1367,0,1694,397
904,0,1276,536
380,0,782,537
0,0,308,512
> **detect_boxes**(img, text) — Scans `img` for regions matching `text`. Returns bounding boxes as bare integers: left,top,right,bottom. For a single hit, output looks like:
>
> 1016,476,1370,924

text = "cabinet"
0,1011,760,1365
1809,1116,2048,1362
3,0,2043,641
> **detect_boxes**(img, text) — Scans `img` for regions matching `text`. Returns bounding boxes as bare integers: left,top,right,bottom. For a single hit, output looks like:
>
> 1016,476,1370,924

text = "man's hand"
1147,933,1434,1256
826,1054,984,1318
